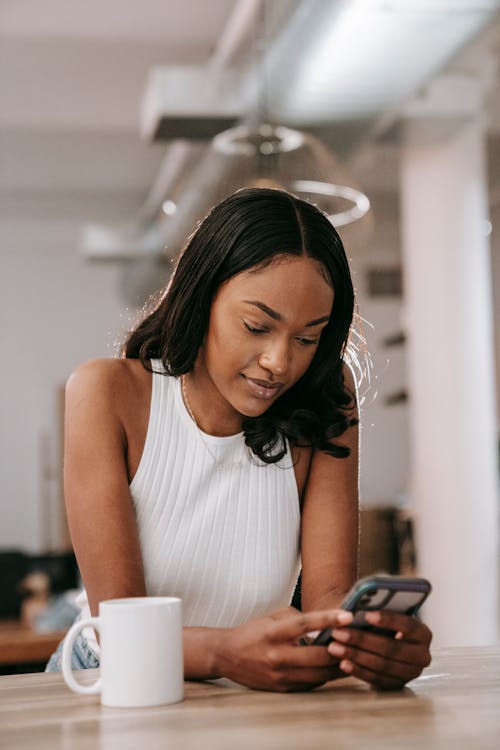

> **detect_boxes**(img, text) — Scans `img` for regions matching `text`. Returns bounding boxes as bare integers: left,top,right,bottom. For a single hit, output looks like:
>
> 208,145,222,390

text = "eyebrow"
243,300,330,327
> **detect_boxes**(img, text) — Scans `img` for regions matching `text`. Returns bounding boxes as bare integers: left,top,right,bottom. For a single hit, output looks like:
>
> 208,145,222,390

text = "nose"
258,338,291,377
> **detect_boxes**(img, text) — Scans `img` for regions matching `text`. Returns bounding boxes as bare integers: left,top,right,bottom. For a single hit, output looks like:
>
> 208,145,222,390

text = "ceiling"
2,0,500,253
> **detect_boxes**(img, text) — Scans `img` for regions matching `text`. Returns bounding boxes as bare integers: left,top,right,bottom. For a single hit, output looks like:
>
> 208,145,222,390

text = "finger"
363,611,432,645
329,626,431,668
338,659,410,691
330,641,427,683
268,607,301,621
276,644,341,669
267,609,353,643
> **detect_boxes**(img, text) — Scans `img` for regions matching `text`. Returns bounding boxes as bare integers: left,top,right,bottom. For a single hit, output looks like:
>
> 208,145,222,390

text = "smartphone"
311,574,431,645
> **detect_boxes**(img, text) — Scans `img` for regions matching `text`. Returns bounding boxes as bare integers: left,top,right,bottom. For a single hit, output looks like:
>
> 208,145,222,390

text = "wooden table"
0,620,66,667
0,646,498,749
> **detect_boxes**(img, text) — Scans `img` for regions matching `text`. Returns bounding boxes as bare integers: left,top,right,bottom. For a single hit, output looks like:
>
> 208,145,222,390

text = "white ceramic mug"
61,596,183,707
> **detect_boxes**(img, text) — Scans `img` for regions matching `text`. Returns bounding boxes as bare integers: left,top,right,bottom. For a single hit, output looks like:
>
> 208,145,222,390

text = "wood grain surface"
0,646,499,750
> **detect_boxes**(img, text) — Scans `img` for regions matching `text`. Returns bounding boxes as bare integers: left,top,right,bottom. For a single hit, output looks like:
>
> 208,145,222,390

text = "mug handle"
61,616,102,695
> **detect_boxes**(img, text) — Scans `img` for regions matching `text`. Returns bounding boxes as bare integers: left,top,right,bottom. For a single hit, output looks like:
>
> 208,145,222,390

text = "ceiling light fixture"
213,123,304,155
294,180,371,227
210,1,370,228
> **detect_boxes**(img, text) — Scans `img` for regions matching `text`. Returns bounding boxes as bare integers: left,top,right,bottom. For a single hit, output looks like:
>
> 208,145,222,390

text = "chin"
235,400,274,419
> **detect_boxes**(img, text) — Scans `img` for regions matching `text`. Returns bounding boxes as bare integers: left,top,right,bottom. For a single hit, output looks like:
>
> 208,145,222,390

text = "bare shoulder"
64,358,152,472
66,357,149,407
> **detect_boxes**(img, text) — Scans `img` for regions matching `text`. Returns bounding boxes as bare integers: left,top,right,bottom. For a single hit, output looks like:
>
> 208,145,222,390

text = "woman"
46,187,431,691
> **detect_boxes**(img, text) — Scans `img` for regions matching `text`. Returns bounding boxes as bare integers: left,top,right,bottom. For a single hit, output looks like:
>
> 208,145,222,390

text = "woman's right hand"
214,606,354,692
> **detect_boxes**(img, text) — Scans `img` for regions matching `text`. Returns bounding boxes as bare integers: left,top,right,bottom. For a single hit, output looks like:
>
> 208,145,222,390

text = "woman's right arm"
63,359,147,615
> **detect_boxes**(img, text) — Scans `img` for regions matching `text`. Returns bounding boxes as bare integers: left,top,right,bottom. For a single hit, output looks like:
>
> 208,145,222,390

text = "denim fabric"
45,624,100,672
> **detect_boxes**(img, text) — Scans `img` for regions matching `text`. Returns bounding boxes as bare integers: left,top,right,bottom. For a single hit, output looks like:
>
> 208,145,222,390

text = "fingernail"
305,630,321,640
331,629,349,642
337,611,353,625
328,642,345,657
365,611,381,624
340,660,353,673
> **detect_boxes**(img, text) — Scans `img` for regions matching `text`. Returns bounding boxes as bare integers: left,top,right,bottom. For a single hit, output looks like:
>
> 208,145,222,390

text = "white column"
400,118,499,646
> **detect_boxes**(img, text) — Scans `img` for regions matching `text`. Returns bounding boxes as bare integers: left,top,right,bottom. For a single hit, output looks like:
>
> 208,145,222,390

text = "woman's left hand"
326,610,432,690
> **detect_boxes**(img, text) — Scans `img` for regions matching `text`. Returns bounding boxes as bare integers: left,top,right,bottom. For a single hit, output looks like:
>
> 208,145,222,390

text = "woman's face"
194,254,334,429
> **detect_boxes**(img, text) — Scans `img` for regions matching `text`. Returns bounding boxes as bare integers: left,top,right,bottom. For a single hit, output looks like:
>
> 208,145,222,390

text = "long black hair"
123,187,359,462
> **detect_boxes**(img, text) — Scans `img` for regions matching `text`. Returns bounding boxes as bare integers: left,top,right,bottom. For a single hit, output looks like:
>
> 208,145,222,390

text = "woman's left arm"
300,363,432,689
300,362,360,613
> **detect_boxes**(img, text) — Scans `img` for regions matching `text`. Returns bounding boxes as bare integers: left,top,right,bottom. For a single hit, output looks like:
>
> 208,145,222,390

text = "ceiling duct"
140,65,243,141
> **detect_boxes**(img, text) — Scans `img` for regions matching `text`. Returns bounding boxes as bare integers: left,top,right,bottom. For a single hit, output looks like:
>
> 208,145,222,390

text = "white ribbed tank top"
77,359,301,643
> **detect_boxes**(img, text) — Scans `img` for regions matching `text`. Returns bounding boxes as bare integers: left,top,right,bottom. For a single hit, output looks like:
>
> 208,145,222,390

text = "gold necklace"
181,374,197,425
180,375,245,470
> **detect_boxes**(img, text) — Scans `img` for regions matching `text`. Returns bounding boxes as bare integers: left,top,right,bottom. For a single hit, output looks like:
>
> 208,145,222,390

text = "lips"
243,375,284,400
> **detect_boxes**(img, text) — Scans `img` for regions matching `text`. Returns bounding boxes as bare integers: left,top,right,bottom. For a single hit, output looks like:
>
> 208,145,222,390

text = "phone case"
311,575,431,645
